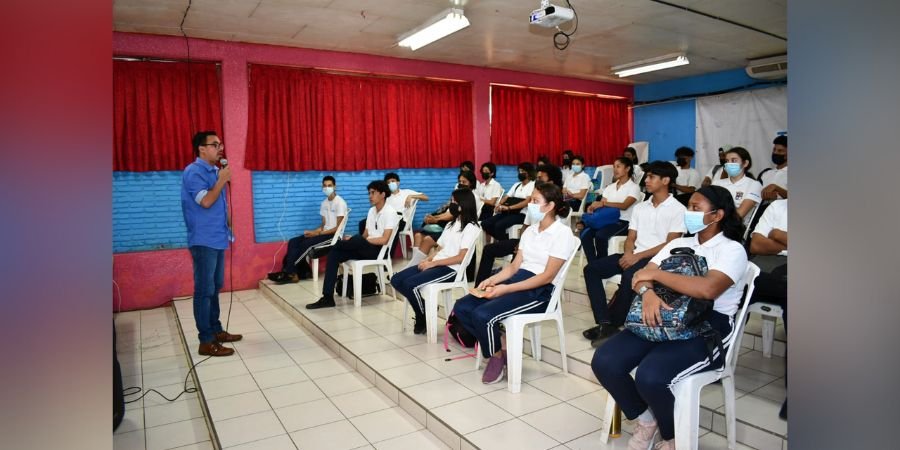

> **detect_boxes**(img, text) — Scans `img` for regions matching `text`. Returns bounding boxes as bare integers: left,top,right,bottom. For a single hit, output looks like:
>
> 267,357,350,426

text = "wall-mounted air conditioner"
746,55,787,80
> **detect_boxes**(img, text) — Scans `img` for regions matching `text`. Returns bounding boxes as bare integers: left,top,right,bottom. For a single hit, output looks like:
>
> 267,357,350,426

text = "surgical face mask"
388,181,399,192
571,164,583,173
684,210,714,234
448,203,460,217
517,172,527,182
481,171,492,180
322,186,334,196
527,203,547,222
724,162,743,177
771,153,786,165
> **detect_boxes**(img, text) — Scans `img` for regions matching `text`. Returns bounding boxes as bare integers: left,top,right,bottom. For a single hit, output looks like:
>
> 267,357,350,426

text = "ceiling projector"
529,2,575,28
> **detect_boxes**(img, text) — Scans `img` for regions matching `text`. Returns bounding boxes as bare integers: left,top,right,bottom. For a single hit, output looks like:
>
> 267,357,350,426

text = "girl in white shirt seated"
563,155,593,212
591,185,749,450
453,183,578,384
581,157,642,262
391,188,481,334
713,146,763,225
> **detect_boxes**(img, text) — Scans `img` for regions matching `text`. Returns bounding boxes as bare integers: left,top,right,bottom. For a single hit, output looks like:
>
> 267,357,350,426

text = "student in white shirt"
560,149,575,183
592,185,748,450
702,148,729,187
582,161,686,343
481,162,535,241
759,135,788,201
453,183,578,384
674,146,701,205
268,176,348,284
391,189,481,334
410,171,480,263
453,161,475,189
307,180,399,310
713,146,762,224
563,155,593,212
624,146,645,186
581,157,642,262
476,162,505,220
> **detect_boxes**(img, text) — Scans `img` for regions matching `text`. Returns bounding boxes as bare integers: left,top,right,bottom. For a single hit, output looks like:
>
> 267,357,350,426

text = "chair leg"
673,379,702,450
722,375,738,449
401,298,409,333
556,318,568,374
353,265,363,307
400,234,408,259
425,286,439,344
506,324,524,393
530,324,542,362
599,393,619,444
475,351,482,370
311,257,320,293
761,315,777,358
341,266,349,299
376,265,387,298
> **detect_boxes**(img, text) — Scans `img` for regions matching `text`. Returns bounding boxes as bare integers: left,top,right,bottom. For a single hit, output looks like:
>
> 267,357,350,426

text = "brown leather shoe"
215,331,243,343
198,342,234,357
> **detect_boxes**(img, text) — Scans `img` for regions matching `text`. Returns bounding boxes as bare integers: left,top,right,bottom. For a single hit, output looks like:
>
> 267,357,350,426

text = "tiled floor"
114,254,787,450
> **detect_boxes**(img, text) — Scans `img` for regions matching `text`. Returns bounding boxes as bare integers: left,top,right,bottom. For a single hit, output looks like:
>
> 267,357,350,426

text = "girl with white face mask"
452,183,577,385
713,146,763,224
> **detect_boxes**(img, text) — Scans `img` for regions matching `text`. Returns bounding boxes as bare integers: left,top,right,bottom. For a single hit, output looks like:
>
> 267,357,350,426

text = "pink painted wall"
112,32,633,311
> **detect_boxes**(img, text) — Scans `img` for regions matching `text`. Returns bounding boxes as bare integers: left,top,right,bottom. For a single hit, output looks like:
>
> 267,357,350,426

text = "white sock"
637,408,656,425
406,248,427,269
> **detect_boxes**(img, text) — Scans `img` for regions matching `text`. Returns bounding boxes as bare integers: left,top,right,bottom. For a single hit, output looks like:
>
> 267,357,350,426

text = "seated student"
473,167,562,285
713,146,762,225
481,162,535,241
409,171,480,265
268,176,347,284
701,147,729,187
475,162,504,221
453,183,577,384
454,161,475,189
592,185,749,450
306,181,399,310
580,157,642,262
748,198,788,420
582,161,686,344
536,155,551,170
624,146,645,186
562,155,593,212
673,146,701,205
357,172,429,235
759,135,788,201
560,149,575,183
391,189,481,334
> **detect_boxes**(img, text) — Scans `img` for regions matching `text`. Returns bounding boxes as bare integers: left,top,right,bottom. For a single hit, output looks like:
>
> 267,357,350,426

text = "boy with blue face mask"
268,175,348,284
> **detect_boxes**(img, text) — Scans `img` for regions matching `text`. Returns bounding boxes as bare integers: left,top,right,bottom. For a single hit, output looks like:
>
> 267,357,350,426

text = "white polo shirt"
753,199,787,238
600,179,642,221
651,232,749,316
759,166,788,196
365,204,399,239
519,219,578,287
386,188,420,217
564,171,593,194
561,167,574,184
628,194,687,253
676,167,702,189
477,178,505,203
505,181,535,215
713,175,762,211
434,221,481,272
320,195,348,230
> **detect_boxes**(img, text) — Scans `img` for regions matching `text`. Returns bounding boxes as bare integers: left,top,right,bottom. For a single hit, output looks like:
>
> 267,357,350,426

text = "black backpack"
335,273,381,297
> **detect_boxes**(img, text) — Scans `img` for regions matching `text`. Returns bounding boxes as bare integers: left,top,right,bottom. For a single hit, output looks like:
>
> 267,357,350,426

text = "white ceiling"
113,0,786,84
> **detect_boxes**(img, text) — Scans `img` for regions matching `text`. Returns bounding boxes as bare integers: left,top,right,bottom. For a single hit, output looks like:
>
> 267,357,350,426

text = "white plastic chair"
600,262,761,450
568,180,594,225
475,235,582,393
402,230,480,343
340,224,401,307
298,209,350,293
591,164,615,192
398,199,419,259
747,302,783,358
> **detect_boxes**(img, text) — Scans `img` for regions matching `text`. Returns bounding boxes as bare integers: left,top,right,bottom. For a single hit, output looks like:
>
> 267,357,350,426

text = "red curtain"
246,65,474,171
490,85,630,166
113,60,223,171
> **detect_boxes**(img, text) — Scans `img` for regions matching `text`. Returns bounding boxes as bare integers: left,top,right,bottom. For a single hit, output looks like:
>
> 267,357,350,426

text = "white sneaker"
652,438,675,450
628,420,659,450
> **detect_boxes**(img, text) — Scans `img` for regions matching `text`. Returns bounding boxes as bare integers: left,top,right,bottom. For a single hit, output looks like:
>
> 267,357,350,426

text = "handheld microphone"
219,158,228,168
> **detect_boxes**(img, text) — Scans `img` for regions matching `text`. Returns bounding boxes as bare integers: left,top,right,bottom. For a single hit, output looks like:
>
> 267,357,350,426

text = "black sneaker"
583,325,603,340
306,296,336,310
267,271,285,282
590,324,621,347
413,318,426,335
276,273,300,285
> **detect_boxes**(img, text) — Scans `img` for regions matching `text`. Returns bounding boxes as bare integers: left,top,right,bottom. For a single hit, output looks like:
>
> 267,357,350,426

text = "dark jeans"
282,234,332,275
322,235,382,298
592,311,733,440
479,203,495,221
452,270,553,358
481,212,525,241
390,265,457,320
580,219,629,263
583,254,650,326
474,239,519,286
189,245,225,343
749,256,788,331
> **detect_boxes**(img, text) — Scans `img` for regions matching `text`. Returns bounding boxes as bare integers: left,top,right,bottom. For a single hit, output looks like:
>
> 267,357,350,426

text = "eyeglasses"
202,142,224,150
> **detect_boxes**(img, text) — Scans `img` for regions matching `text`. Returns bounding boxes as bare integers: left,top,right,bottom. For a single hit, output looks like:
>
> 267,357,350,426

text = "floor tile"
289,419,369,449
301,357,354,379
359,348,421,371
380,362,447,389
432,396,514,435
344,336,399,356
526,372,602,401
234,341,288,359
201,374,260,400
566,389,610,419
216,410,287,448
169,442,213,450
195,359,250,383
144,398,205,428
207,390,272,421
733,366,779,393
698,432,757,450
241,352,296,373
349,407,425,443
277,335,324,351
374,429,450,450
145,417,210,450
115,406,144,434
450,371,509,396
224,434,296,450
482,383,563,416
288,346,338,365
314,371,374,396
752,379,787,404
564,429,631,449
727,394,787,436
330,387,396,418
252,365,311,389
263,380,326,409
275,398,346,432
465,418,559,450
404,377,478,409
329,326,381,343
520,402,602,443
113,429,145,450
425,355,480,377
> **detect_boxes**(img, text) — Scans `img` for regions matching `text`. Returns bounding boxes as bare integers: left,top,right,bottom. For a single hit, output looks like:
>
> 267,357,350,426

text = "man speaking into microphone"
180,131,242,357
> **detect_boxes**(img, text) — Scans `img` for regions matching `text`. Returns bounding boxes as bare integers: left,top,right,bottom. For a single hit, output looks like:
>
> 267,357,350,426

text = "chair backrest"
724,262,761,371
545,235,583,314
577,181,594,212
607,235,627,255
741,202,761,241
376,220,403,261
329,208,351,246
452,226,481,282
402,199,418,233
593,164,614,191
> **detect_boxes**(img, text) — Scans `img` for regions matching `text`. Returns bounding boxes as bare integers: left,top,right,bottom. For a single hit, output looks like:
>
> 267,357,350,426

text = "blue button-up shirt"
181,158,229,249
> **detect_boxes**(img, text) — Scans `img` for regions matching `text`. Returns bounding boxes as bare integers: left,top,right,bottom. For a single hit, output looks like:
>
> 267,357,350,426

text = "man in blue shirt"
181,131,241,357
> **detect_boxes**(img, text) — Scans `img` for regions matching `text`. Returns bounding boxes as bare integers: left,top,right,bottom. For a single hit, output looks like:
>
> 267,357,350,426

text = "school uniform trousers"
321,235,382,298
583,253,651,326
390,265,457,320
580,219,629,263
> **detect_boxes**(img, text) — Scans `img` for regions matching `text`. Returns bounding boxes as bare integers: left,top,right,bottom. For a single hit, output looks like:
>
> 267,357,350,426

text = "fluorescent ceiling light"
612,53,690,78
398,8,469,51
